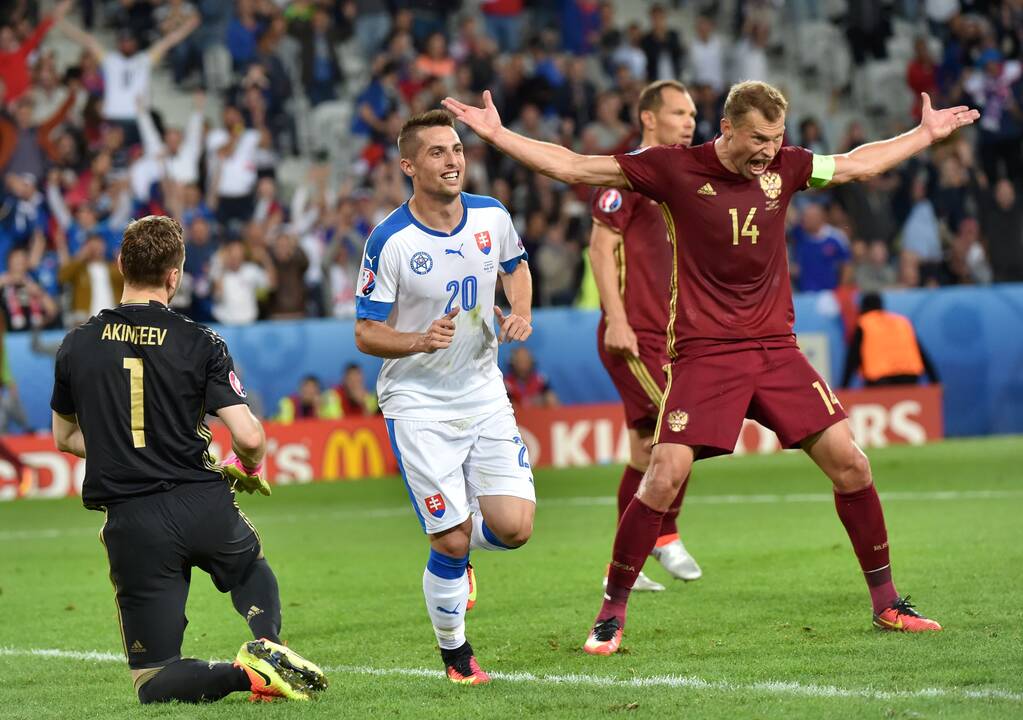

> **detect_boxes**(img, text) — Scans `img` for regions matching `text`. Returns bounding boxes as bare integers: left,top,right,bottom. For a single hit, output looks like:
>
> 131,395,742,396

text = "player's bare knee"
504,519,533,548
430,522,471,558
833,446,872,492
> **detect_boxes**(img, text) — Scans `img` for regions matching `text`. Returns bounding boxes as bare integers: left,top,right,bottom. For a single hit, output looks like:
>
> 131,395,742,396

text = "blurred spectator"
948,217,992,285
211,239,273,324
799,117,829,155
732,19,770,83
416,31,456,81
323,363,379,417
0,173,46,265
0,247,58,331
834,173,898,247
351,62,402,145
641,4,683,81
355,0,392,56
275,374,331,423
481,0,524,54
841,292,940,388
612,23,647,82
0,316,32,437
899,175,945,286
584,91,631,153
963,51,1023,181
535,220,581,306
134,93,205,207
182,215,218,321
690,14,725,94
906,37,938,120
156,0,202,85
58,12,199,141
977,179,1023,283
789,203,851,292
294,6,345,106
56,233,122,326
226,0,264,71
560,0,603,56
0,90,76,181
0,1,68,104
267,232,308,319
558,56,597,128
206,105,262,229
844,0,891,67
505,346,558,408
852,240,898,292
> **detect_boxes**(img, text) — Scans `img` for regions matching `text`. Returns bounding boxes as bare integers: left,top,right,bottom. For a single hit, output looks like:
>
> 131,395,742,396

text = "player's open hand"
920,93,980,143
442,90,504,143
421,307,459,353
494,306,532,343
604,319,639,358
221,454,271,496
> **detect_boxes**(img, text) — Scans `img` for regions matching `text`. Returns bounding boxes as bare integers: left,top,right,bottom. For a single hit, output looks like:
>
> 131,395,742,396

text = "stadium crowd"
0,0,1021,331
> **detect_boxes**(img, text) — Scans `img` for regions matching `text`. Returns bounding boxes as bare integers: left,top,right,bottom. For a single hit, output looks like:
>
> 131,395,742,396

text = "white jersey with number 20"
356,193,528,420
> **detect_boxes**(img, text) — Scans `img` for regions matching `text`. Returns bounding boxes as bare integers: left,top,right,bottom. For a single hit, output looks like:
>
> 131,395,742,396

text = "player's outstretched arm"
443,91,627,188
355,308,459,359
828,93,980,186
52,412,86,458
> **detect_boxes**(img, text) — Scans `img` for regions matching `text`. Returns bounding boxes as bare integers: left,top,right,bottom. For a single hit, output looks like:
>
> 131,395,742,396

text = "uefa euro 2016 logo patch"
424,493,446,518
410,251,433,275
359,267,375,296
228,370,247,398
598,189,623,213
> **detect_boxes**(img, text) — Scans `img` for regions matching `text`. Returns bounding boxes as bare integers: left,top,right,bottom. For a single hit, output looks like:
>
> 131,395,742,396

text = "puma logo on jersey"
697,183,716,196
445,244,465,258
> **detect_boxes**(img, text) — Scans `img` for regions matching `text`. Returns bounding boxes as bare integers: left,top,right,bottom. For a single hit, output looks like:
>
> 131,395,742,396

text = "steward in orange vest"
841,292,939,387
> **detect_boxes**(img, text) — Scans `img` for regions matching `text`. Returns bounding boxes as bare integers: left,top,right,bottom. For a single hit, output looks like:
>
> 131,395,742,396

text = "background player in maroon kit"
589,80,701,591
444,81,980,653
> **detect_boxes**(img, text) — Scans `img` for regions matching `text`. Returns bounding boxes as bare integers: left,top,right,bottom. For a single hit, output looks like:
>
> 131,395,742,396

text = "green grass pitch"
1,437,1021,719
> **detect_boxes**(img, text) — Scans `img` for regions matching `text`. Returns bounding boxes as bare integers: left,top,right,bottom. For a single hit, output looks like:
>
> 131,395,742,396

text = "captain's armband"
808,154,836,189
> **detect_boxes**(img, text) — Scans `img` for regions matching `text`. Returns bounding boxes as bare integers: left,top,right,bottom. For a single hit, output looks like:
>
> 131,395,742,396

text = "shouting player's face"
648,88,697,148
403,126,466,200
720,109,786,179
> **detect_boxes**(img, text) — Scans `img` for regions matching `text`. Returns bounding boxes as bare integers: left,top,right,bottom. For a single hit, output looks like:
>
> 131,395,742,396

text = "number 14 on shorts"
812,380,841,416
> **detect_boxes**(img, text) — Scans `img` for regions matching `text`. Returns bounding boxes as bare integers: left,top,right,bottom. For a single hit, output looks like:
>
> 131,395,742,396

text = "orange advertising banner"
1,385,942,501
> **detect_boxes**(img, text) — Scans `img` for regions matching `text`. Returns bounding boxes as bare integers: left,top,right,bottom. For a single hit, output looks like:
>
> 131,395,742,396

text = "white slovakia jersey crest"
356,193,529,420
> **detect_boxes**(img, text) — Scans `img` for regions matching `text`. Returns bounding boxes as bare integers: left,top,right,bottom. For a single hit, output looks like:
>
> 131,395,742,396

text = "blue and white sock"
470,512,513,552
422,549,469,650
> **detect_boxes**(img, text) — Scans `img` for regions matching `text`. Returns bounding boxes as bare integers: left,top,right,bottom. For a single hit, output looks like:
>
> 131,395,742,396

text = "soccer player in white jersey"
355,110,535,685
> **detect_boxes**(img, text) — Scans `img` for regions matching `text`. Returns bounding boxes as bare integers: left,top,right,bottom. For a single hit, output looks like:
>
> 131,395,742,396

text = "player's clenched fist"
418,307,459,353
604,319,639,358
494,307,532,343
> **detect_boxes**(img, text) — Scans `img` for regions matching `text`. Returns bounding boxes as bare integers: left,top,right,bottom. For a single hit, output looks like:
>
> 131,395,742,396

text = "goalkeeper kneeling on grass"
50,215,327,703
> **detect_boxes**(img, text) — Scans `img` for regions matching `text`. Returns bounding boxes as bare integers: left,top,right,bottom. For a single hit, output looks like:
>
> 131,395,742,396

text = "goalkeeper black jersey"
50,301,249,510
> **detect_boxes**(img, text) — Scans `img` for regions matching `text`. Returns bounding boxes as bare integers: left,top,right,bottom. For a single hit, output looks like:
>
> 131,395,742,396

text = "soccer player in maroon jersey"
589,80,701,591
444,81,979,653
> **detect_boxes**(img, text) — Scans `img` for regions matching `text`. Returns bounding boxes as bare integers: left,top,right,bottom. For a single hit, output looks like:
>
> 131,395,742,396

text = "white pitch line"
3,489,1022,542
0,647,1019,703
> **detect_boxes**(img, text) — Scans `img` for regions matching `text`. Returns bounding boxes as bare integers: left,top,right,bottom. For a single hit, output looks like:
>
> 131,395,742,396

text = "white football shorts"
384,404,536,534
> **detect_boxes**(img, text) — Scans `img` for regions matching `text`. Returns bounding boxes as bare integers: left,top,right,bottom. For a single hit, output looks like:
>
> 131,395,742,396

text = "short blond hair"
120,215,185,288
723,81,788,125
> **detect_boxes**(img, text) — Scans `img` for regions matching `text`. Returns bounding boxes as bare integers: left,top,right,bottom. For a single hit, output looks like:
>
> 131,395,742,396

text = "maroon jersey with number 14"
614,141,814,359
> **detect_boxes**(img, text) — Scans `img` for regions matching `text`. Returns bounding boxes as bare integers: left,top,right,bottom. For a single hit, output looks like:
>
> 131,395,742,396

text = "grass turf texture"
0,437,1021,719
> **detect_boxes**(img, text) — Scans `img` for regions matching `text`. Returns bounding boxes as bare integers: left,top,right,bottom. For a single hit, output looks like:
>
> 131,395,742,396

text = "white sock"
470,512,511,552
423,550,468,650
